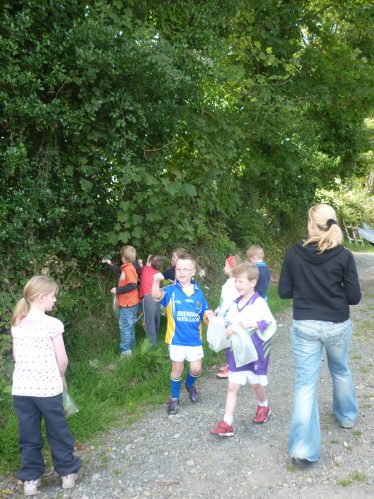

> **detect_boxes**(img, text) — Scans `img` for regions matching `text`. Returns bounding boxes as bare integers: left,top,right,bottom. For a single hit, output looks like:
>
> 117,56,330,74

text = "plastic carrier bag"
63,389,79,417
231,326,258,367
207,316,231,352
113,294,119,315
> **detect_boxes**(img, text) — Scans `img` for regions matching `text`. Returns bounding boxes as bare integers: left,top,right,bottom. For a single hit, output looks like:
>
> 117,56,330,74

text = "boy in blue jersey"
152,253,211,415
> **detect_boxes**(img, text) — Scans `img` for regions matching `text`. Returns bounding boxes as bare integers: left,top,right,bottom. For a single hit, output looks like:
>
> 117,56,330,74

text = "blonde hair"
226,254,243,268
120,245,136,261
11,276,58,327
233,254,243,267
246,245,264,260
172,247,187,258
233,263,259,282
303,204,343,252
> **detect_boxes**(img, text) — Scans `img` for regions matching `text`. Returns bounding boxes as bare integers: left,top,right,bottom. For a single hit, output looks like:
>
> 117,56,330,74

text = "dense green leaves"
0,0,373,287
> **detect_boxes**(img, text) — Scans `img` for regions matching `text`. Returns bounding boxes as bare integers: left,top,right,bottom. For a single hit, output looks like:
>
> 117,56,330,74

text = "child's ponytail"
11,297,30,327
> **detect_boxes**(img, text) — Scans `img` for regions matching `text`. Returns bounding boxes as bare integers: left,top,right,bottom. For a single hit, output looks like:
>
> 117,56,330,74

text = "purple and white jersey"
225,292,276,375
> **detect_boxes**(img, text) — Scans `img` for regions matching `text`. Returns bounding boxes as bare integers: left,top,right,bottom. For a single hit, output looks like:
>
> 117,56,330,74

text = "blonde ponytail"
11,297,30,327
11,275,58,327
303,204,343,252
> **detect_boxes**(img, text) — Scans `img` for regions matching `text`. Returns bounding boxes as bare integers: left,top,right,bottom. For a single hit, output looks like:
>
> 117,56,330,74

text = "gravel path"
2,252,374,498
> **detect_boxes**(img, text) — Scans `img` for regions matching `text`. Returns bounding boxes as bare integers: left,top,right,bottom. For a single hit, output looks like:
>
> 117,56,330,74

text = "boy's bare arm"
239,320,257,329
152,272,164,300
146,254,153,266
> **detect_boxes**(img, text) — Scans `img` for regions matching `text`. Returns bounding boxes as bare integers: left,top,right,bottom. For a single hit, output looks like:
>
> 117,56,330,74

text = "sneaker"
185,383,198,403
61,473,78,489
339,421,354,429
216,366,229,379
253,405,271,423
24,478,41,496
291,457,314,469
210,420,234,437
167,398,179,415
120,350,132,357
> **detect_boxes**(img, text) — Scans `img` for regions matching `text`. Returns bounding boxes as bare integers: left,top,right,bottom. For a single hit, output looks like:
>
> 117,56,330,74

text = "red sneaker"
253,405,271,423
216,366,229,379
210,420,234,437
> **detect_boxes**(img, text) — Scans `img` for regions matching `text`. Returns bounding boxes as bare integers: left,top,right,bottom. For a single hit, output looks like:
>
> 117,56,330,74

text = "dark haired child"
139,254,164,346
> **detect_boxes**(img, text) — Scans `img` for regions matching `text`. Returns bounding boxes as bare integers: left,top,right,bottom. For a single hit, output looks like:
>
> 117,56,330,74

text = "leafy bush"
317,178,374,227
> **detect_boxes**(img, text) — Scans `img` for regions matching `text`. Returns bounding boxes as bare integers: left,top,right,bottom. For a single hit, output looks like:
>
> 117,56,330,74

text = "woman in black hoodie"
279,204,361,468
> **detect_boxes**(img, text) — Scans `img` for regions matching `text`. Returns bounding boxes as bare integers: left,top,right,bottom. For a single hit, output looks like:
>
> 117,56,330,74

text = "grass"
0,273,290,474
338,479,352,487
359,366,370,373
267,283,291,315
344,240,374,253
338,471,368,486
330,438,340,444
352,429,362,437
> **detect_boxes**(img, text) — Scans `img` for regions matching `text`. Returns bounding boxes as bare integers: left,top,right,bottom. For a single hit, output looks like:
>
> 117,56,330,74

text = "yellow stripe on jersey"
164,299,176,345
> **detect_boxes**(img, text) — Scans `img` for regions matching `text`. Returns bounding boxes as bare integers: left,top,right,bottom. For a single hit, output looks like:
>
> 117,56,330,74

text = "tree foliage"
0,0,373,283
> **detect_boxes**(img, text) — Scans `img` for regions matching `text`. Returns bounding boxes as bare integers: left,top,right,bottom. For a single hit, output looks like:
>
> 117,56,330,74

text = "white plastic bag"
63,389,79,417
231,326,258,367
207,316,231,352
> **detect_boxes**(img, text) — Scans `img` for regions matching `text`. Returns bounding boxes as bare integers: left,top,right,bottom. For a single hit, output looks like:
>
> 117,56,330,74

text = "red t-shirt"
139,266,159,300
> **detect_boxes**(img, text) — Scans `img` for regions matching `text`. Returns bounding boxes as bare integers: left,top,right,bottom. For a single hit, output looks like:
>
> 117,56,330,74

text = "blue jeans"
118,304,138,353
288,319,357,462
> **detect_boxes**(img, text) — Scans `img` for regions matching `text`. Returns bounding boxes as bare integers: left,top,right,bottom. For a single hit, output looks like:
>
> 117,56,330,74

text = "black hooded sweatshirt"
278,241,361,322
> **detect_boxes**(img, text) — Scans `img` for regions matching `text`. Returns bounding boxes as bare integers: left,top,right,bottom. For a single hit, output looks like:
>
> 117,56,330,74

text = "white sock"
223,414,233,426
258,400,268,407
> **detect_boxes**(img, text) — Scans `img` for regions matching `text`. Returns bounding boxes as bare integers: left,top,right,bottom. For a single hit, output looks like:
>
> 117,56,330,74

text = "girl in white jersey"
215,255,242,379
11,275,81,496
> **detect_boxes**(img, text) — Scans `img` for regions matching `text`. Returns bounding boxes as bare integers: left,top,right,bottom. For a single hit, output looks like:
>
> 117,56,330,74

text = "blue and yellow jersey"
158,280,209,346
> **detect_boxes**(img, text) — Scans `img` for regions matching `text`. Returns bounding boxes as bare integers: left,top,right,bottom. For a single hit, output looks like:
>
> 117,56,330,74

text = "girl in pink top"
11,276,81,496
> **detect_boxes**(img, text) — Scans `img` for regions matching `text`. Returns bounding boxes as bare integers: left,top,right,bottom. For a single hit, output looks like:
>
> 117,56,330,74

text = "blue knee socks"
185,370,199,390
170,376,182,399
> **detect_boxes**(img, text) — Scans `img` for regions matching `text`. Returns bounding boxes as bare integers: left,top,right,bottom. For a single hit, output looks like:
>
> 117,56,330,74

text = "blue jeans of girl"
288,319,357,462
118,304,139,353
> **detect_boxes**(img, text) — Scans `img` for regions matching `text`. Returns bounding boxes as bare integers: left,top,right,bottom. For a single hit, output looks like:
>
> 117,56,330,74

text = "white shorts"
169,345,204,362
228,370,268,387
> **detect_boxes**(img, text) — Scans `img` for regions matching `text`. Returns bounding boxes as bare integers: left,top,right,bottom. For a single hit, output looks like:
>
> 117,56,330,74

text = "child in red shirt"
139,255,164,346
